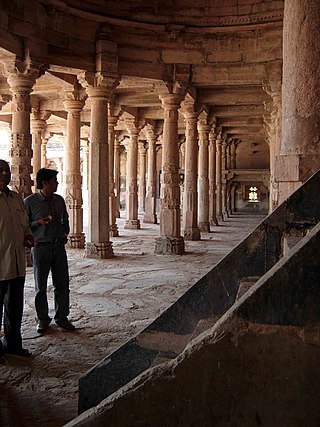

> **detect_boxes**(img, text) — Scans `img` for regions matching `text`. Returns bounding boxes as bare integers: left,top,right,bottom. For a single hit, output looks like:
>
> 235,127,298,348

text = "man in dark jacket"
24,168,75,333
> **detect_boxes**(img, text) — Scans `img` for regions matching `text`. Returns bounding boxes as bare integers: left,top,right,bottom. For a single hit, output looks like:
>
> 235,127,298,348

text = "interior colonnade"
0,66,242,257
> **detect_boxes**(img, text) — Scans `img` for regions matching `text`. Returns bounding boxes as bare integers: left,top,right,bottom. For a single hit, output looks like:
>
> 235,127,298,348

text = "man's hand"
37,215,53,225
24,234,34,248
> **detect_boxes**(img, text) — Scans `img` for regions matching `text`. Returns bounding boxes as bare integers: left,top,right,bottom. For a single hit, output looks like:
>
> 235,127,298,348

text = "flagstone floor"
0,212,265,427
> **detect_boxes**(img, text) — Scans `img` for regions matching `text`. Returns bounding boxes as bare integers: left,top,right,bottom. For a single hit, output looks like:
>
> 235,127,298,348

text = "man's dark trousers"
0,276,25,354
32,240,70,323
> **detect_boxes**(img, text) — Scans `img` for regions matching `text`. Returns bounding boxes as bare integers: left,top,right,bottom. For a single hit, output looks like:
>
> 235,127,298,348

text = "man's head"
36,168,59,195
0,159,11,193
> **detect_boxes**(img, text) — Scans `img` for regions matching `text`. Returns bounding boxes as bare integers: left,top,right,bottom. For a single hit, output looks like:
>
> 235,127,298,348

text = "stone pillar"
144,126,158,224
31,112,49,188
230,140,237,169
182,111,200,240
124,119,141,230
138,140,147,214
82,140,90,192
221,138,228,220
63,99,85,248
84,86,114,258
155,94,185,254
7,73,36,197
215,133,223,222
114,137,121,218
41,135,49,168
276,0,320,202
108,116,119,236
209,130,218,226
226,141,232,170
197,121,210,233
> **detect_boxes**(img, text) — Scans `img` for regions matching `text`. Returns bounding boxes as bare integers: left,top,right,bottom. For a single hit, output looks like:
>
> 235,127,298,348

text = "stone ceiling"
0,0,284,168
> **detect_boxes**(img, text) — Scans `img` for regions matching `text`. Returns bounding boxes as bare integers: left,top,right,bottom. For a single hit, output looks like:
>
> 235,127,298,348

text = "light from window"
248,186,259,202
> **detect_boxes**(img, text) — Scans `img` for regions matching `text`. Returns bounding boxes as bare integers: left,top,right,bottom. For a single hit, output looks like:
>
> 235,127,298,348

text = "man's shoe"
4,348,32,357
36,321,50,333
56,318,75,331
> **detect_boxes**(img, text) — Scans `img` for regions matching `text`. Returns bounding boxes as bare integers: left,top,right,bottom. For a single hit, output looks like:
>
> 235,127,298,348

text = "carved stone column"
264,80,282,211
31,111,50,188
155,93,185,254
138,140,147,214
144,125,158,224
182,110,200,240
276,0,320,202
63,98,85,248
221,138,228,220
79,81,116,258
82,140,89,192
114,137,121,218
124,118,142,229
41,135,49,168
108,115,119,236
7,73,37,197
215,133,223,222
197,120,210,233
230,140,237,170
209,130,218,226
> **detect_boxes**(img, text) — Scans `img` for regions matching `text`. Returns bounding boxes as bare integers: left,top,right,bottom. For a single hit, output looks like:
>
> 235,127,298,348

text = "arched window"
248,186,259,202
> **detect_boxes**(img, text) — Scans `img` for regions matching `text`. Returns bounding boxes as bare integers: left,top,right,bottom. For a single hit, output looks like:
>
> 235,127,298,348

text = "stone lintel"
154,236,185,255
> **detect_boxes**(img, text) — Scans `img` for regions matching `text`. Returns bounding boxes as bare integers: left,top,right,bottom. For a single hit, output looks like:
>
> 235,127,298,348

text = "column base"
209,216,219,226
143,214,157,224
222,212,229,220
68,233,85,249
109,224,119,237
154,236,185,255
124,219,141,229
184,227,201,241
216,213,224,222
84,242,114,259
199,222,210,232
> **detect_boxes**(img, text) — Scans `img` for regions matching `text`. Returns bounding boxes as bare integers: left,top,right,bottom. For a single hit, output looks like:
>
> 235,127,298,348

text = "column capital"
63,99,85,112
124,117,144,136
159,93,185,110
78,72,119,101
108,115,118,128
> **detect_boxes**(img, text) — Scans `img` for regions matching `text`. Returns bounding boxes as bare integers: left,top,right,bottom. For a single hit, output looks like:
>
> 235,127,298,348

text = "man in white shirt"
0,160,34,361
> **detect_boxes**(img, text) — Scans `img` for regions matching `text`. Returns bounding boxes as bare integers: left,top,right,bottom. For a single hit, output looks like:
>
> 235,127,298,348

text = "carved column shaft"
124,123,140,230
155,94,184,255
198,124,210,232
7,74,36,197
183,113,200,240
221,140,228,219
209,131,218,226
63,99,85,248
31,119,46,185
114,138,121,218
138,141,146,214
108,116,119,236
216,136,223,221
85,87,113,258
144,132,157,224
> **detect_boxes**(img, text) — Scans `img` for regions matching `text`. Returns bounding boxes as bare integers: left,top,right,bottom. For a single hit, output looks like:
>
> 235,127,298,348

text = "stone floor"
0,212,265,427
